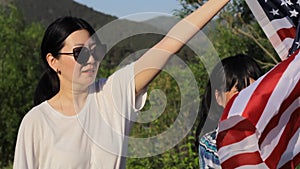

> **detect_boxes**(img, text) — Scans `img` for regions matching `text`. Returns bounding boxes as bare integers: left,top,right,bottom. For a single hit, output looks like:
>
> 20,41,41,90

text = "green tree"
0,4,44,167
126,55,208,168
175,0,279,70
124,0,282,168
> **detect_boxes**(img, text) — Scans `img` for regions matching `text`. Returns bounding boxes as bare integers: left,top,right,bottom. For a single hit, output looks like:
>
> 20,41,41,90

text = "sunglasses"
58,44,107,64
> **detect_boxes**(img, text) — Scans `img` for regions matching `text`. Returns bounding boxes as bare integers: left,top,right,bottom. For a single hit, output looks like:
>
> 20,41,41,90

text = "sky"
74,0,182,21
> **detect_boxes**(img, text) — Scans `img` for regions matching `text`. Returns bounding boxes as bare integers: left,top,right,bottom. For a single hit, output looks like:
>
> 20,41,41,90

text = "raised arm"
134,0,230,94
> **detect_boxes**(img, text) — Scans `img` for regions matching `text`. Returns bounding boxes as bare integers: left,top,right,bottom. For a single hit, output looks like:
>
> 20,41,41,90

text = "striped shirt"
199,129,221,169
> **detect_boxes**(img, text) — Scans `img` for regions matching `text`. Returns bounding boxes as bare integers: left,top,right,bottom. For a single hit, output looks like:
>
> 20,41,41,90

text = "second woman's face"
58,29,100,89
219,78,256,108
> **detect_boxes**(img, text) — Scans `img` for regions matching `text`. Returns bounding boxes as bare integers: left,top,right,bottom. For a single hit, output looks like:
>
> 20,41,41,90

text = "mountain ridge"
0,0,212,67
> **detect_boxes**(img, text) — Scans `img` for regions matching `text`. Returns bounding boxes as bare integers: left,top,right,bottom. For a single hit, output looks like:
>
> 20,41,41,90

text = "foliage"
125,0,281,168
0,4,44,168
175,0,279,71
127,56,209,168
212,0,280,70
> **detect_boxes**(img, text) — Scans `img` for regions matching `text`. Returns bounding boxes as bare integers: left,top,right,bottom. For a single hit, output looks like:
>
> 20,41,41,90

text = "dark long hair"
195,54,262,150
34,16,98,106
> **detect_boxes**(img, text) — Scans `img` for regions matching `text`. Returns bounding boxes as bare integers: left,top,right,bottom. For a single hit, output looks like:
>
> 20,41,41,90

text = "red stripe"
221,151,263,168
265,108,300,168
217,119,256,148
241,50,297,126
218,50,300,167
259,78,300,146
280,153,300,169
277,27,296,41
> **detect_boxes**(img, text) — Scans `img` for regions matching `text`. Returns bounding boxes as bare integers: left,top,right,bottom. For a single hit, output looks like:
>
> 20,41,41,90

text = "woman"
13,0,229,168
195,54,262,169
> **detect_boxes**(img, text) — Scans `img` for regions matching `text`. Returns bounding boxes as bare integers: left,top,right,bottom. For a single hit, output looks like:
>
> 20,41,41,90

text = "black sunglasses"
58,44,107,64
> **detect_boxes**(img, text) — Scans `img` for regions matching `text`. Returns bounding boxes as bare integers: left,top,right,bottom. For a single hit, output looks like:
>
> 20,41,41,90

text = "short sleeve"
13,110,40,169
95,62,147,121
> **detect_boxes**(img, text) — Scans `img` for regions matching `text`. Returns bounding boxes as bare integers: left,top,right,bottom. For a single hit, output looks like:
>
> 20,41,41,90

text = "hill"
3,0,117,29
0,0,210,67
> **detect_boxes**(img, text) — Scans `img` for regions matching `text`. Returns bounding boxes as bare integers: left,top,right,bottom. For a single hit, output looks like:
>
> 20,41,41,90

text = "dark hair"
195,54,262,150
34,16,98,106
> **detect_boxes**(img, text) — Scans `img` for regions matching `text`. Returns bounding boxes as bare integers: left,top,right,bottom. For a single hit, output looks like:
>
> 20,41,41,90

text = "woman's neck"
49,83,89,116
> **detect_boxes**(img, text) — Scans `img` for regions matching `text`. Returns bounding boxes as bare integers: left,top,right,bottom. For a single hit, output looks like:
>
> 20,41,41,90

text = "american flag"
217,49,300,168
216,0,300,168
246,0,300,60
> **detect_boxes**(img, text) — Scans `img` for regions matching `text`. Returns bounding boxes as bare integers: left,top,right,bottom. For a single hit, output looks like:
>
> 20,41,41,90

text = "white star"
290,9,299,17
297,0,300,5
296,41,300,49
265,0,268,2
286,0,293,5
270,9,280,16
281,0,288,6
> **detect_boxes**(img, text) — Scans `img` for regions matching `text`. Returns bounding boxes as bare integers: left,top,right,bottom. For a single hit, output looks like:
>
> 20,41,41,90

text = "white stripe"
218,133,259,163
236,163,269,169
278,127,300,168
262,18,293,39
257,52,300,133
246,0,293,38
267,20,293,60
260,97,300,160
228,78,262,116
218,116,244,133
269,19,294,33
245,0,294,60
218,77,262,132
275,38,294,60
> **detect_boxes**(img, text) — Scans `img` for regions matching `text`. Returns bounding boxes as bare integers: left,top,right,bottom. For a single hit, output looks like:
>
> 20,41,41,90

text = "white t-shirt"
13,63,147,169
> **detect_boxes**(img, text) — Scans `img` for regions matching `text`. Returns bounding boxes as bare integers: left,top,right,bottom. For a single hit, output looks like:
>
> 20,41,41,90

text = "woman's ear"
46,53,60,74
215,89,225,108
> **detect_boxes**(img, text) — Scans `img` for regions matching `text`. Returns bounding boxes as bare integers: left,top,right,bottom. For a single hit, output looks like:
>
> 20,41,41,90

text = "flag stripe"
245,0,299,60
270,18,294,33
241,51,296,125
280,152,300,169
259,98,300,159
221,151,263,168
278,27,296,41
217,50,300,168
256,49,300,133
218,0,300,168
265,109,300,168
279,128,300,168
218,127,259,162
220,94,238,121
217,119,256,147
221,49,296,124
259,80,300,147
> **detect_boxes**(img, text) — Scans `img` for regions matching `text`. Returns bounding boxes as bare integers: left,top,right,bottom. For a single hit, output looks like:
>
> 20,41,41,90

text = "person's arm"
13,116,39,169
134,0,230,94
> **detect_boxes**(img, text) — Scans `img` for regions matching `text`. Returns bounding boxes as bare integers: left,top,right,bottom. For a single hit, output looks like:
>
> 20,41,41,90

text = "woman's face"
217,78,255,108
58,29,100,89
216,85,238,108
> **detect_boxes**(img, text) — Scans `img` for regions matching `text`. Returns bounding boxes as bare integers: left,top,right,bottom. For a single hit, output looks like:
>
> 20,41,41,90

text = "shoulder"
108,63,135,80
200,129,217,143
20,102,48,127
